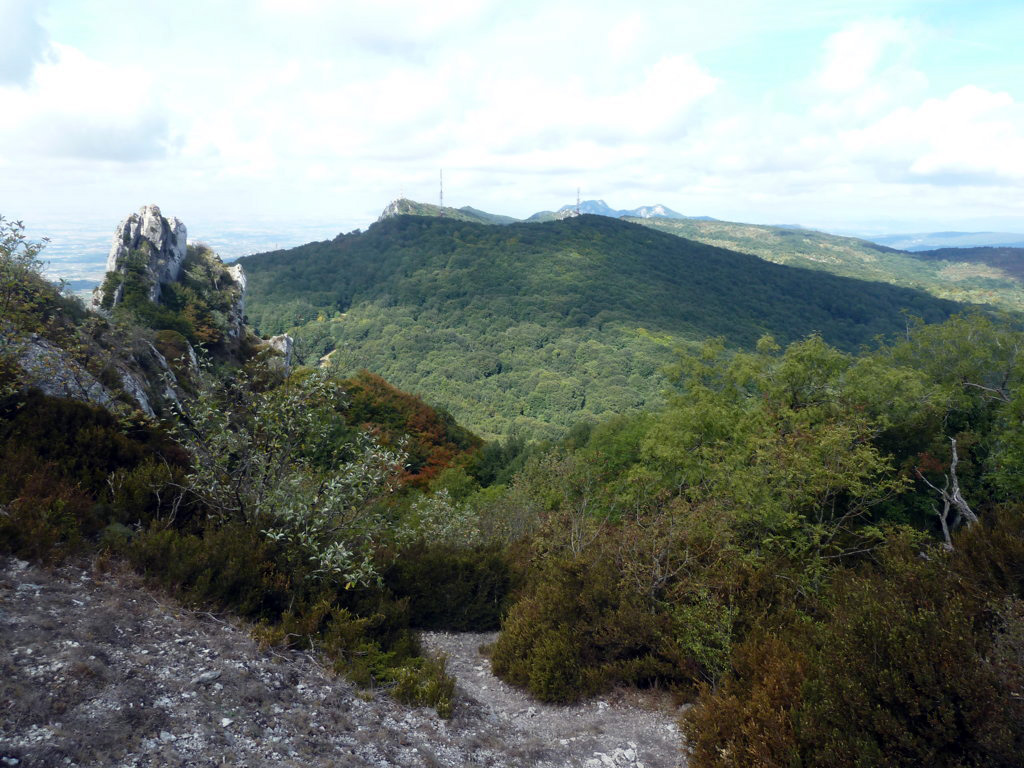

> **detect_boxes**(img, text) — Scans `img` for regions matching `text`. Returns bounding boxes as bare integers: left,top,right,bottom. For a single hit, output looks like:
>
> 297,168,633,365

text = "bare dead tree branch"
960,379,1011,403
915,437,977,550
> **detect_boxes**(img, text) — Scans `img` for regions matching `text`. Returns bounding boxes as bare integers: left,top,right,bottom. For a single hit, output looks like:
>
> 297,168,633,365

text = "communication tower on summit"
439,169,444,217
576,187,581,216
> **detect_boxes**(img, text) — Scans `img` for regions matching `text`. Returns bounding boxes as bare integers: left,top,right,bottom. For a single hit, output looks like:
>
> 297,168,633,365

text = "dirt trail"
421,632,687,768
0,556,687,767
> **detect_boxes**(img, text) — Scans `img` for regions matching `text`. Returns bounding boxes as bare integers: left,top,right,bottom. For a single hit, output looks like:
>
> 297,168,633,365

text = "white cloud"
0,0,51,86
843,85,1024,183
259,0,494,53
607,15,646,62
2,1,1023,234
0,43,172,161
813,19,928,124
817,19,915,93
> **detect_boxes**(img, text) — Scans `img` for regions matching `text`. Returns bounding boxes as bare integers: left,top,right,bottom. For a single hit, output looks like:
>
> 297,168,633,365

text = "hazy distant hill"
457,206,520,225
629,216,1024,312
239,214,957,439
865,231,1024,251
528,199,701,222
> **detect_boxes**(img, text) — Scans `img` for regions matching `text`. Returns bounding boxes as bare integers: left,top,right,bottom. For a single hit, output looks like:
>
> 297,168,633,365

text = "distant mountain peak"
377,198,519,226
377,198,435,221
530,199,705,222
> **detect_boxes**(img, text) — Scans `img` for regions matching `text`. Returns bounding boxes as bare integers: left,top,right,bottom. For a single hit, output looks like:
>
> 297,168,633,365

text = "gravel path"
421,632,686,768
0,556,687,767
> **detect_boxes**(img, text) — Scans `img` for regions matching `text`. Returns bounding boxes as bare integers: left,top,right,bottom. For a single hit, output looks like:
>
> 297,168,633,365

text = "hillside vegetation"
239,214,958,440
914,245,1024,281
446,313,1024,768
5,209,1024,768
630,216,1024,312
0,214,496,720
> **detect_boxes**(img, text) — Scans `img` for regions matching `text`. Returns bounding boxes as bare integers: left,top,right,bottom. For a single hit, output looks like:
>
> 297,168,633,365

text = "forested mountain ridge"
377,199,1024,313
238,213,959,439
628,216,1024,311
911,245,1024,281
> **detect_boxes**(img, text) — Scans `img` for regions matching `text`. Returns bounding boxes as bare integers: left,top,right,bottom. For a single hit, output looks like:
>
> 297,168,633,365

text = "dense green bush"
682,528,1024,768
0,390,188,559
384,544,518,631
127,522,290,619
490,555,683,702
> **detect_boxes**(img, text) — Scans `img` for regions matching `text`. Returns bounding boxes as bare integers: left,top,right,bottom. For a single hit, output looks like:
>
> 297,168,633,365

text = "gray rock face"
377,199,408,222
13,334,176,417
225,264,247,341
268,334,294,368
93,204,188,309
16,335,116,409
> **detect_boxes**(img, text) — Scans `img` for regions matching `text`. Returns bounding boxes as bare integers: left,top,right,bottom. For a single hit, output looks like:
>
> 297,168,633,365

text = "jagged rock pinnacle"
93,204,188,309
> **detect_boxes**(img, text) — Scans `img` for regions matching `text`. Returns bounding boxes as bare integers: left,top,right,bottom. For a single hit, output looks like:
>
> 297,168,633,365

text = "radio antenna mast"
576,187,581,216
439,169,444,216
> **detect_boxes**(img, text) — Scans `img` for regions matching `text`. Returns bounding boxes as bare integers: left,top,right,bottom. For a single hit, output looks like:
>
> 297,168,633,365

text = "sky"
2,0,1023,238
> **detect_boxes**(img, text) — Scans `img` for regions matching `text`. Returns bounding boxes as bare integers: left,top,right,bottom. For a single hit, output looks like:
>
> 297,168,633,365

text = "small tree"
0,216,49,329
0,216,51,396
173,364,407,587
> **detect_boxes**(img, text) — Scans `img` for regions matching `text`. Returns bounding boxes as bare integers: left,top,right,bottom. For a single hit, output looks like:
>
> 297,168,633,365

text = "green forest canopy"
239,214,960,439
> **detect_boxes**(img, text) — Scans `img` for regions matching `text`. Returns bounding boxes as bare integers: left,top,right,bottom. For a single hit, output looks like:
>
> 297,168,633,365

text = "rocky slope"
0,556,687,767
8,204,293,419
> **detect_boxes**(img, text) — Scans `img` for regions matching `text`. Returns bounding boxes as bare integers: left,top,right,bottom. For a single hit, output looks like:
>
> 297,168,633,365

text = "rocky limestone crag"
13,333,187,418
224,263,247,343
267,333,294,368
15,335,117,411
93,204,188,310
90,203,253,355
377,198,418,222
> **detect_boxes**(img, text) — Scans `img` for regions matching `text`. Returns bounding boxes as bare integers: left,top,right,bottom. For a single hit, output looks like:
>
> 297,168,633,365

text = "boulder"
267,334,294,369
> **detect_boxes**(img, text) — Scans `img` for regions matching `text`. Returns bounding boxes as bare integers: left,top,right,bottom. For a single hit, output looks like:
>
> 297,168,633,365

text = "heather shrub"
390,655,455,717
682,632,806,768
793,563,993,768
384,543,518,631
490,554,681,702
127,522,290,619
683,532,1024,768
952,504,1024,599
0,472,92,562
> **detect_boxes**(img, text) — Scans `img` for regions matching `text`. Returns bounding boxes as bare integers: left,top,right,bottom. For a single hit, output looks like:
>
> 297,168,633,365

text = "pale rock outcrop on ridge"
92,204,188,309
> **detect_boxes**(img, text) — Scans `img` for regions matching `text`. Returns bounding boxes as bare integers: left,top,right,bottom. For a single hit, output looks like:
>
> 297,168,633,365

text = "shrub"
127,522,290,620
794,569,993,768
391,655,456,717
384,543,518,631
682,535,1024,768
681,632,806,768
526,629,584,703
0,473,91,562
490,554,682,702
